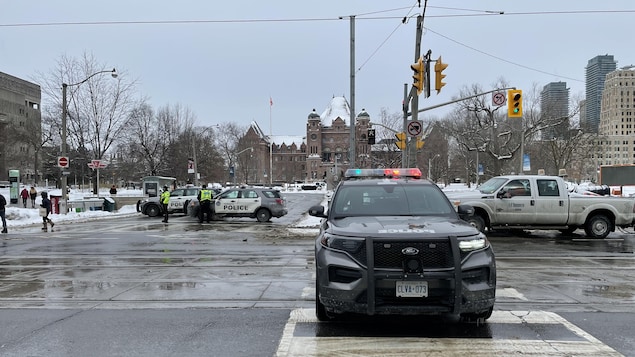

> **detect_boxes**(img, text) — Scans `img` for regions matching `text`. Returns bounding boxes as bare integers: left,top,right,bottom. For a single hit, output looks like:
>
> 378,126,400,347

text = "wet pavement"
1,195,635,356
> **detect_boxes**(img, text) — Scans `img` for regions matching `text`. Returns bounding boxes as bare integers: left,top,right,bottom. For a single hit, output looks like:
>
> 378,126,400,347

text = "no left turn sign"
407,120,422,137
493,92,506,106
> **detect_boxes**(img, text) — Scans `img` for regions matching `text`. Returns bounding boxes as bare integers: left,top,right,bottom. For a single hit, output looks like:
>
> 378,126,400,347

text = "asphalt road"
1,192,634,356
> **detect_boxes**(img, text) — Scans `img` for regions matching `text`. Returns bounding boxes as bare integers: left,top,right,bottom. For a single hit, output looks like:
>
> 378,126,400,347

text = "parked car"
139,187,201,217
188,186,287,222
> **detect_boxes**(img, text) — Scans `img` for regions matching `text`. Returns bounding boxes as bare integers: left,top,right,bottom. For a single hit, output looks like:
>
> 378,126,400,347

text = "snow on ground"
2,182,633,232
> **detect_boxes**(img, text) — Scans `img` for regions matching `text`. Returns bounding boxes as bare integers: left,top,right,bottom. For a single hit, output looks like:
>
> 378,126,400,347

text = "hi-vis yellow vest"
200,189,212,201
160,191,170,204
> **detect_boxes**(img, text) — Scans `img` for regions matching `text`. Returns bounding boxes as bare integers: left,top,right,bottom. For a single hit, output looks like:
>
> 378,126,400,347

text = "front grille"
348,240,456,269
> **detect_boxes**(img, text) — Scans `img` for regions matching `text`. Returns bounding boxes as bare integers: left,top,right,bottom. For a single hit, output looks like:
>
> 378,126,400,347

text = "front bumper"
316,236,496,316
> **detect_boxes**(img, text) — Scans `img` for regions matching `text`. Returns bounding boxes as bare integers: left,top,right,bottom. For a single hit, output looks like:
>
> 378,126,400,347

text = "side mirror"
308,205,327,218
496,190,508,199
457,204,474,220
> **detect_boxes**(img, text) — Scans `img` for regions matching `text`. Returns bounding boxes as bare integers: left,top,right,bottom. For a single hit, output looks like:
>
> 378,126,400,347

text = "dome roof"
308,109,320,119
357,108,370,118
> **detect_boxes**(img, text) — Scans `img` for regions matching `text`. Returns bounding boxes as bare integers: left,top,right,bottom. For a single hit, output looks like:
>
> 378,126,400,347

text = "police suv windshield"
331,183,455,218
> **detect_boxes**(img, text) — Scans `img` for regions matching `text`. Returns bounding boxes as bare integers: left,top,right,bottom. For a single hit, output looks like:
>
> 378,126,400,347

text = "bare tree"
216,122,248,180
439,80,584,182
121,102,169,176
38,52,137,161
369,108,402,168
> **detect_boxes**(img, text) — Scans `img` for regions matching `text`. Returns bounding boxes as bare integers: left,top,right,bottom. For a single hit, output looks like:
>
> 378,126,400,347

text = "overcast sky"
2,1,633,136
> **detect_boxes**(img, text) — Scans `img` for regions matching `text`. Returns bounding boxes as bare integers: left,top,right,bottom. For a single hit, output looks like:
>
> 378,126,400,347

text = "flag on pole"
269,97,273,107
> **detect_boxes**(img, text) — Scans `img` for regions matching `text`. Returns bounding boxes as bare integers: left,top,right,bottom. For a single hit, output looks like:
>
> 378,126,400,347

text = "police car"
308,168,496,322
139,187,201,217
188,186,287,222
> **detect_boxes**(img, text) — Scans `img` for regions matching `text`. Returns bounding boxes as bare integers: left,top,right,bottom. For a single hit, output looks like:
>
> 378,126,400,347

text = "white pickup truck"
446,175,635,239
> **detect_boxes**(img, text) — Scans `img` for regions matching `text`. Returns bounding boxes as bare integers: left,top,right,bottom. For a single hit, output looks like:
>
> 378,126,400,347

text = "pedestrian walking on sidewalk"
20,187,29,208
29,186,37,208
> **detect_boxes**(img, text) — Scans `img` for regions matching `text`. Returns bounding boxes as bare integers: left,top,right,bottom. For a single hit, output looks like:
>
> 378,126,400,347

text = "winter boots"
1,227,7,234
42,221,54,231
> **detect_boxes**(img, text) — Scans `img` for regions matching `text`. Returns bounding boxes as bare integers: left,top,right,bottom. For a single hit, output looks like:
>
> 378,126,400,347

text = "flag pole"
269,97,273,186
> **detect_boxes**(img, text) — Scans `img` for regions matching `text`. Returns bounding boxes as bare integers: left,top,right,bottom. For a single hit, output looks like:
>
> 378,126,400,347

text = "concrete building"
238,96,372,186
585,55,617,133
0,71,42,181
540,82,570,140
598,66,635,165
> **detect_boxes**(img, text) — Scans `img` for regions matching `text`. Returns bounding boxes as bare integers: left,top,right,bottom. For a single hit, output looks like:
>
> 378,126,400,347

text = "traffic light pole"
408,15,424,168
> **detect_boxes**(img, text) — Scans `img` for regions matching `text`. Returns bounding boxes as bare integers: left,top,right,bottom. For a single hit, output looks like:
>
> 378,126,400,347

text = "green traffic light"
513,108,519,113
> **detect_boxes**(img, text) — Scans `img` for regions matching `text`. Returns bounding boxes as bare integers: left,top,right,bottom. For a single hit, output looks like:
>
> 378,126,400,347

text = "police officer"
160,185,170,223
197,184,213,223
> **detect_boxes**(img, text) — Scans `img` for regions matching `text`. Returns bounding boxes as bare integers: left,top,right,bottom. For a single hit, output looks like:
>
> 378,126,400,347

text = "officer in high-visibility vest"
160,185,170,223
198,184,213,223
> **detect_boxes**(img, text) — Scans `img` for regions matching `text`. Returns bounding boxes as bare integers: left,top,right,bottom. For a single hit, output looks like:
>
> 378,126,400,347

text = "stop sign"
58,156,69,168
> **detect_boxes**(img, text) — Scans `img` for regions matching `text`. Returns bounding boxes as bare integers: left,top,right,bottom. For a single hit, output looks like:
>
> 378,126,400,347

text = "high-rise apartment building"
540,82,570,140
598,66,635,165
585,55,617,133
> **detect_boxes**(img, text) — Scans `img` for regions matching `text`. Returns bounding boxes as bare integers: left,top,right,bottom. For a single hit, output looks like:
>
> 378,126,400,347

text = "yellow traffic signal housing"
411,57,425,96
434,56,448,94
395,132,407,150
508,89,523,117
416,138,425,150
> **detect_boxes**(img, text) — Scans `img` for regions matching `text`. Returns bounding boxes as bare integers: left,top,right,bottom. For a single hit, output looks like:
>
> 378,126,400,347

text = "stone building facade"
237,96,373,185
0,71,42,181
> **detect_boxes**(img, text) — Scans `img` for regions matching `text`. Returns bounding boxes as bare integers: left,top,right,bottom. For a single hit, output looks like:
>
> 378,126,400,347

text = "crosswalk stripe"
276,309,623,357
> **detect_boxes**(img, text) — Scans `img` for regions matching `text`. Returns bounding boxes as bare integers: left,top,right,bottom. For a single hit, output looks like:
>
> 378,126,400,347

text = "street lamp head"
111,68,118,78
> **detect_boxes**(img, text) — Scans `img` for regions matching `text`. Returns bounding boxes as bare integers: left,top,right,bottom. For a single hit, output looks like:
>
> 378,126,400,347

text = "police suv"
308,168,496,322
188,186,287,222
139,187,201,217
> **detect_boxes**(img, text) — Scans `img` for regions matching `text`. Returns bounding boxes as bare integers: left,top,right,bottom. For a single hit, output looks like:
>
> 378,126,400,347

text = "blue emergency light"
344,168,422,179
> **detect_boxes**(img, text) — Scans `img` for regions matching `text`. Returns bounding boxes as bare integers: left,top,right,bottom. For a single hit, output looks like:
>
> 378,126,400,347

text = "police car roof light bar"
344,168,422,179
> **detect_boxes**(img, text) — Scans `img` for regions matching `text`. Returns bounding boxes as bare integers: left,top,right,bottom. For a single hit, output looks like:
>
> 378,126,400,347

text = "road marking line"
276,309,623,357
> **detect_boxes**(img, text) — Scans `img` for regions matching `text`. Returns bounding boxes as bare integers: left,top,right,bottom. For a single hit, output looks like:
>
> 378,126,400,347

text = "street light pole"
191,124,219,186
61,68,117,213
428,154,440,181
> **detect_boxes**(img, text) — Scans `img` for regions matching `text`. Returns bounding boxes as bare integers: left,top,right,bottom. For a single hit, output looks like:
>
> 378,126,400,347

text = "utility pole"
408,15,424,168
349,16,356,169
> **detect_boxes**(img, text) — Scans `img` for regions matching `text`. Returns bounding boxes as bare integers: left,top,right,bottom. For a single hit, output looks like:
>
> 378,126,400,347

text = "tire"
146,204,161,218
136,200,141,213
460,306,493,324
316,281,330,322
183,200,190,216
584,214,612,239
256,208,271,222
466,214,486,233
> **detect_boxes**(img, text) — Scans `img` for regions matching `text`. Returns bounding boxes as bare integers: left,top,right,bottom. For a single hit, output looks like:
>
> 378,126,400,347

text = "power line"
424,27,584,83
2,9,634,27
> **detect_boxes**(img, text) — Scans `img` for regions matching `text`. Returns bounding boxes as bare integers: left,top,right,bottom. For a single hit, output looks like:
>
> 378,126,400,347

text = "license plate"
395,281,428,297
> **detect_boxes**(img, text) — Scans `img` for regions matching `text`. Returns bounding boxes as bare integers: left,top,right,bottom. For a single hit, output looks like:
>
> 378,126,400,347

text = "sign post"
87,160,108,197
57,156,69,168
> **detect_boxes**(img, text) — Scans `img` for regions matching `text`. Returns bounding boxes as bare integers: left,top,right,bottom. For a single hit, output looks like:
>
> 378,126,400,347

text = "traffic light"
434,56,448,94
367,128,376,145
508,89,523,117
411,57,425,96
416,137,425,150
395,132,407,150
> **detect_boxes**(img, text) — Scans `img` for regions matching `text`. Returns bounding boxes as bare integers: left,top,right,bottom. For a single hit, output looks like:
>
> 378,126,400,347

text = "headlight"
320,234,364,253
458,233,489,252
